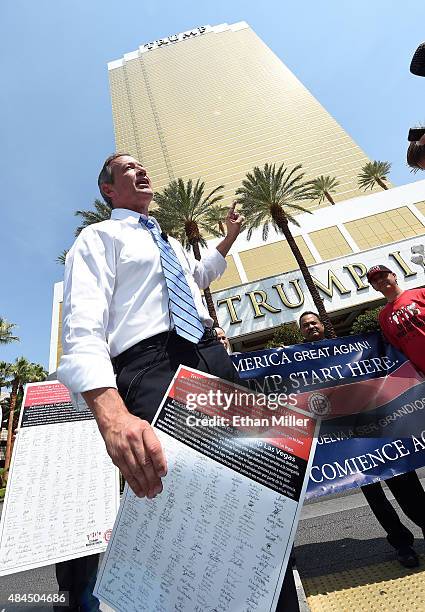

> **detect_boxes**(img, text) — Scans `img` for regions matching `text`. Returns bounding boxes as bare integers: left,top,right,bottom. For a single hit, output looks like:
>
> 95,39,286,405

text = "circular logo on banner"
308,392,331,416
104,529,112,542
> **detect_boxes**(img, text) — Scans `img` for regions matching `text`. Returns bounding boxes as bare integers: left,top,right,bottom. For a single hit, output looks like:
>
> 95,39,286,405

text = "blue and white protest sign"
232,332,425,498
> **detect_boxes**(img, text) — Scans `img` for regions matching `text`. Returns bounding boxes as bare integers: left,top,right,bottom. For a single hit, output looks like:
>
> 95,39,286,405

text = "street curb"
294,565,311,611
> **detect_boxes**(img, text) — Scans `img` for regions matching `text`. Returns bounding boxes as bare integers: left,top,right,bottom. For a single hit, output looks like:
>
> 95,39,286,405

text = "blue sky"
1,1,425,369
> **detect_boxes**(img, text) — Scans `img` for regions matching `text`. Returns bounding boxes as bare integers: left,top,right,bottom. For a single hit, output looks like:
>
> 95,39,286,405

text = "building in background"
50,181,425,369
108,21,374,207
49,23,425,369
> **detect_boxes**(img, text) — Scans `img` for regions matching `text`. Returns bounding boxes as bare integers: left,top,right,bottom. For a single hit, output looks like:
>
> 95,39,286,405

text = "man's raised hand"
225,202,244,240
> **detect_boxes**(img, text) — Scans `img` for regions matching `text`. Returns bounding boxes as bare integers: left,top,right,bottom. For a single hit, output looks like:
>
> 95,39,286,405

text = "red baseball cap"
366,265,393,282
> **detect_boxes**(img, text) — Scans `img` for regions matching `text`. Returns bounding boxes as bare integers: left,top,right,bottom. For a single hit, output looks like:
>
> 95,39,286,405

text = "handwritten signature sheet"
0,381,120,576
95,367,318,612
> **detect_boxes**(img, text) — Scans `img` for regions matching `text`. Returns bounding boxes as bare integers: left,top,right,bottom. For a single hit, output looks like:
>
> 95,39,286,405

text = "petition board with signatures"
0,381,120,576
95,366,319,612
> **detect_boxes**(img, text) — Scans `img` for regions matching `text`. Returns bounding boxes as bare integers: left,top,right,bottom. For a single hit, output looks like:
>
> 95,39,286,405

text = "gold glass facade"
52,24,423,370
414,200,425,217
209,255,241,291
109,22,376,210
239,237,315,281
309,226,352,261
344,207,424,250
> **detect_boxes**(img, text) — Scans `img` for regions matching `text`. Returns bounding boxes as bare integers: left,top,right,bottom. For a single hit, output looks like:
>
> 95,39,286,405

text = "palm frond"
283,212,301,227
56,249,69,265
237,163,336,338
204,205,228,237
309,175,340,204
0,318,19,345
358,161,391,191
74,199,112,236
236,161,312,239
154,177,225,250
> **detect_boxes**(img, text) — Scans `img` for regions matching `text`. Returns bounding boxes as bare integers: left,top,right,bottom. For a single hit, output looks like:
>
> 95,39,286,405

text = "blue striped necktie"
140,216,205,343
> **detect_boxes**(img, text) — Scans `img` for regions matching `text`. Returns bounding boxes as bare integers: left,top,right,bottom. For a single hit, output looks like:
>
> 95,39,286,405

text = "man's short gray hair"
97,153,131,206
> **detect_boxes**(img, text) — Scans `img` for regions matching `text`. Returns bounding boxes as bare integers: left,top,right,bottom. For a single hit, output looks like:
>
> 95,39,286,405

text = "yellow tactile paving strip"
302,557,425,612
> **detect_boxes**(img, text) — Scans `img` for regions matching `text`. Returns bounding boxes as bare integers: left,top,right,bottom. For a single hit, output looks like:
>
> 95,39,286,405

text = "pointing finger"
228,201,237,220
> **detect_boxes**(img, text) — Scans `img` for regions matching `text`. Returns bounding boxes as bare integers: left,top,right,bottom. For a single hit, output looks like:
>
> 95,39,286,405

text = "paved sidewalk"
295,471,425,611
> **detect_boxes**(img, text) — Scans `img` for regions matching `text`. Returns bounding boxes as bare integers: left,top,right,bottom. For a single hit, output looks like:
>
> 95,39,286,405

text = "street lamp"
411,244,425,269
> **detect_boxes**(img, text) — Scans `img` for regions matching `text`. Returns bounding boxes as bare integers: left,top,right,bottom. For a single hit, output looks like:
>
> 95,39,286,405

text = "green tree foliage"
74,199,112,236
58,198,112,263
265,324,304,349
154,178,225,325
0,318,19,345
310,175,339,205
357,161,391,191
204,204,228,237
154,178,225,248
350,307,382,335
0,361,12,391
235,162,336,338
56,249,69,265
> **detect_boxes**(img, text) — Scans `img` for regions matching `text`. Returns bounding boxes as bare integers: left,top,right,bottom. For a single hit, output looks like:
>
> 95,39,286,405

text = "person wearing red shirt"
367,265,425,567
368,265,425,373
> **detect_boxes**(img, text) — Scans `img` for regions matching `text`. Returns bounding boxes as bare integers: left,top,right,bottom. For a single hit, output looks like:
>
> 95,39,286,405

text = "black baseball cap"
367,265,393,282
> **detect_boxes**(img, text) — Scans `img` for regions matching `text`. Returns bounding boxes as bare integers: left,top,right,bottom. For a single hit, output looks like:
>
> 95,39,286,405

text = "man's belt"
112,327,217,372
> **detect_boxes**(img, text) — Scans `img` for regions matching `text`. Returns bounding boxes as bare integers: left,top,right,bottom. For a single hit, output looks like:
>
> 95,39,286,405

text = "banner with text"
232,332,425,498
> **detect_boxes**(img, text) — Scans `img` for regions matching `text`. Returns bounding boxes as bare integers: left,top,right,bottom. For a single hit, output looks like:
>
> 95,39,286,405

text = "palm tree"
56,249,69,265
154,178,225,326
57,198,112,263
74,198,112,236
26,363,48,387
3,358,47,478
357,161,391,191
0,318,19,345
310,175,339,205
0,361,12,397
235,162,336,338
204,204,228,237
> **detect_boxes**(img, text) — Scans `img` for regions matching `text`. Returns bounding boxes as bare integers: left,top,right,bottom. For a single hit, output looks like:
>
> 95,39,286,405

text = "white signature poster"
0,381,120,576
95,366,319,612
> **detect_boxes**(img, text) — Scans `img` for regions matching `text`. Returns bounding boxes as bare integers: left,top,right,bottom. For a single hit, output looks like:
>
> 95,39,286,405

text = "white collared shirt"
57,208,226,393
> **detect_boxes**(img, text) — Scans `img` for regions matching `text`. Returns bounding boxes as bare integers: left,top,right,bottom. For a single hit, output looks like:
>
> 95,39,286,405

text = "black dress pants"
361,471,425,550
115,330,240,421
54,555,100,612
115,330,299,612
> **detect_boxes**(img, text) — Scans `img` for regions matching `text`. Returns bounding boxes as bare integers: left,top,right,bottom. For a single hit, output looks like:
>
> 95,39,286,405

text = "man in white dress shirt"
58,153,301,612
58,153,243,499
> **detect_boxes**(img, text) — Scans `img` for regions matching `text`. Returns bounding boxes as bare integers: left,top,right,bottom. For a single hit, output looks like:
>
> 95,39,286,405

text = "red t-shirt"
379,288,425,374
